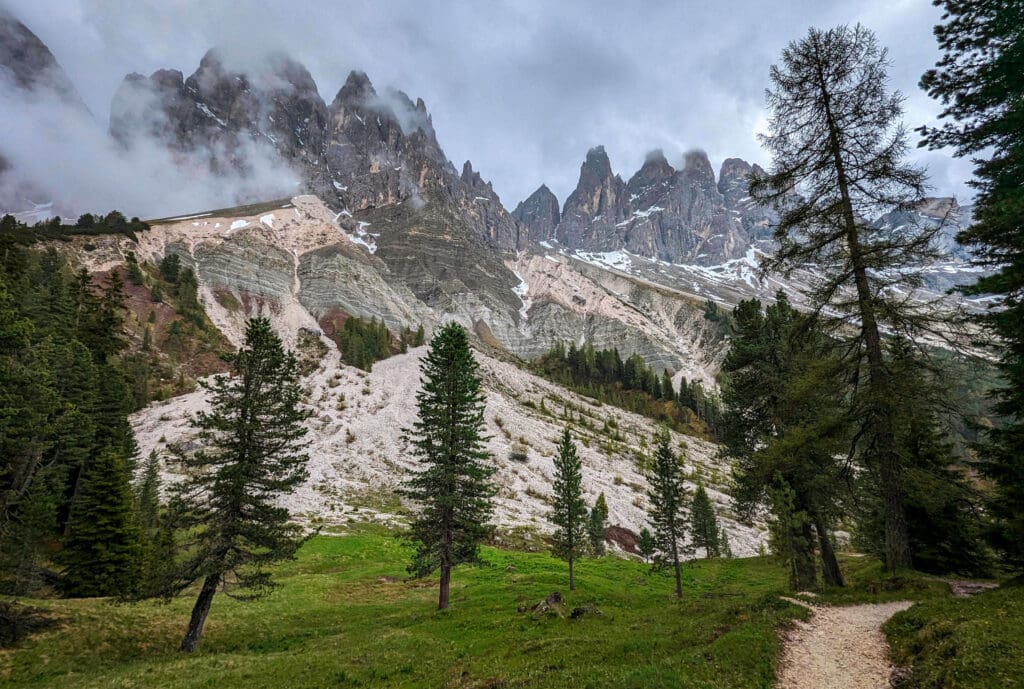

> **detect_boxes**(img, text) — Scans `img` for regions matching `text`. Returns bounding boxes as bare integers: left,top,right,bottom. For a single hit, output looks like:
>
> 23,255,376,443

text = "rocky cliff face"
556,146,629,251
512,184,560,243
517,147,765,265
0,7,87,109
0,7,90,214
110,55,523,252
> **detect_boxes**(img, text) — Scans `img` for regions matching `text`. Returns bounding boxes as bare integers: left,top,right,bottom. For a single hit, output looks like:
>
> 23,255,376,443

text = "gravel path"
777,597,912,689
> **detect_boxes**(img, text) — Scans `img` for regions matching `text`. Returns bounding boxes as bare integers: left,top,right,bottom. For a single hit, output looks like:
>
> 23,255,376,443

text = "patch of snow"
333,181,349,191
260,214,275,228
511,268,531,321
195,102,227,127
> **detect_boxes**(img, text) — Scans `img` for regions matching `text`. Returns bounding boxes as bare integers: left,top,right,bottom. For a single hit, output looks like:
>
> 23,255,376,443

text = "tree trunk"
672,556,682,598
180,574,219,652
438,563,451,610
817,63,912,574
792,521,818,591
568,555,575,591
812,512,845,587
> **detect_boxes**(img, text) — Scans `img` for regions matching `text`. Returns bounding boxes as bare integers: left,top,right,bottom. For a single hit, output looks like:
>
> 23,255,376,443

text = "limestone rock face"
718,158,775,240
110,56,523,252
110,50,327,187
0,7,87,108
626,150,675,209
0,7,90,214
548,147,753,265
557,146,629,251
512,184,560,243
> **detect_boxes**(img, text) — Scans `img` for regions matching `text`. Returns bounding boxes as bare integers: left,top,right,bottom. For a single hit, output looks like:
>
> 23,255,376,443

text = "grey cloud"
4,0,972,216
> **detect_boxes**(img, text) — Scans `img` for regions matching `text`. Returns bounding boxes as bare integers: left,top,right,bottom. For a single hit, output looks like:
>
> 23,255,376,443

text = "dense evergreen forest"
533,342,724,439
0,227,141,597
0,211,149,244
334,315,424,371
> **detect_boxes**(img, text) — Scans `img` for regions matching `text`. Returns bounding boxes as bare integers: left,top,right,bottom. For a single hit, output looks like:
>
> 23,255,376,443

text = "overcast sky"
6,0,972,208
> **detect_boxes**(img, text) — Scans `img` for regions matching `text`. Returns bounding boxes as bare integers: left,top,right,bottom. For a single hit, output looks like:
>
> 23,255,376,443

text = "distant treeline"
533,342,723,439
334,315,425,371
0,212,149,245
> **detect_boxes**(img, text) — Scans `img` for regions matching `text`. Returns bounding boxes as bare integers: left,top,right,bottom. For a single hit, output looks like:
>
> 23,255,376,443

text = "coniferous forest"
1,3,1024,688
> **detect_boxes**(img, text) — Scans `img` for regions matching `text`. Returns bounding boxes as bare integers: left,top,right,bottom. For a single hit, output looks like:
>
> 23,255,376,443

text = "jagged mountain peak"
627,149,676,209
681,149,715,180
512,184,560,243
332,69,376,109
0,7,88,110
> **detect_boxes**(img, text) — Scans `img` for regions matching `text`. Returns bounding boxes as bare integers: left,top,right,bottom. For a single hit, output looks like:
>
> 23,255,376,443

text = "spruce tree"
767,479,818,591
588,492,609,556
718,526,733,559
402,322,495,610
646,428,689,597
59,447,141,598
753,25,942,572
637,527,656,564
550,427,588,590
165,317,310,652
135,450,161,531
720,294,848,586
690,484,720,559
920,1,1024,572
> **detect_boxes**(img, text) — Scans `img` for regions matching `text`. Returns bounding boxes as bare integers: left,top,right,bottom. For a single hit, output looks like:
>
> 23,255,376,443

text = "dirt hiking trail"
777,597,912,689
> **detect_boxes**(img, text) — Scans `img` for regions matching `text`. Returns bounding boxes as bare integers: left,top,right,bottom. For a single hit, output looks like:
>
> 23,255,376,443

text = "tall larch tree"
550,427,588,590
920,1,1024,572
752,25,944,572
647,428,689,597
165,318,310,652
403,322,495,610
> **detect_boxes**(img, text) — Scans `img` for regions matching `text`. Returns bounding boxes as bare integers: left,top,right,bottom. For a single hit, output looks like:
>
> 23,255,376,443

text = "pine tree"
135,450,161,531
753,25,942,572
402,322,495,610
637,527,657,564
718,526,733,559
661,371,675,402
550,427,588,590
647,428,689,597
720,294,848,586
690,484,720,559
588,492,609,556
59,447,141,598
165,318,310,652
920,2,1024,572
767,479,818,591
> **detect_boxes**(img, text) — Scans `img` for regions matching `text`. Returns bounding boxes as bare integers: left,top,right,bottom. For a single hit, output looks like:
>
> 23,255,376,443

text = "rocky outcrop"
110,50,326,189
718,158,775,240
109,55,523,252
0,7,90,215
550,147,753,265
512,184,560,243
556,146,629,251
0,7,88,109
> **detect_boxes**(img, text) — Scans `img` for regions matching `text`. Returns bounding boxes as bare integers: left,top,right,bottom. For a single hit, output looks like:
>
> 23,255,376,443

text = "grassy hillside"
3,530,801,689
885,583,1024,689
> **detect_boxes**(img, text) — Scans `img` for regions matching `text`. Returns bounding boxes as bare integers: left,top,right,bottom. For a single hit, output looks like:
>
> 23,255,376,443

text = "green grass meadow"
3,530,800,689
2,529,1018,689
